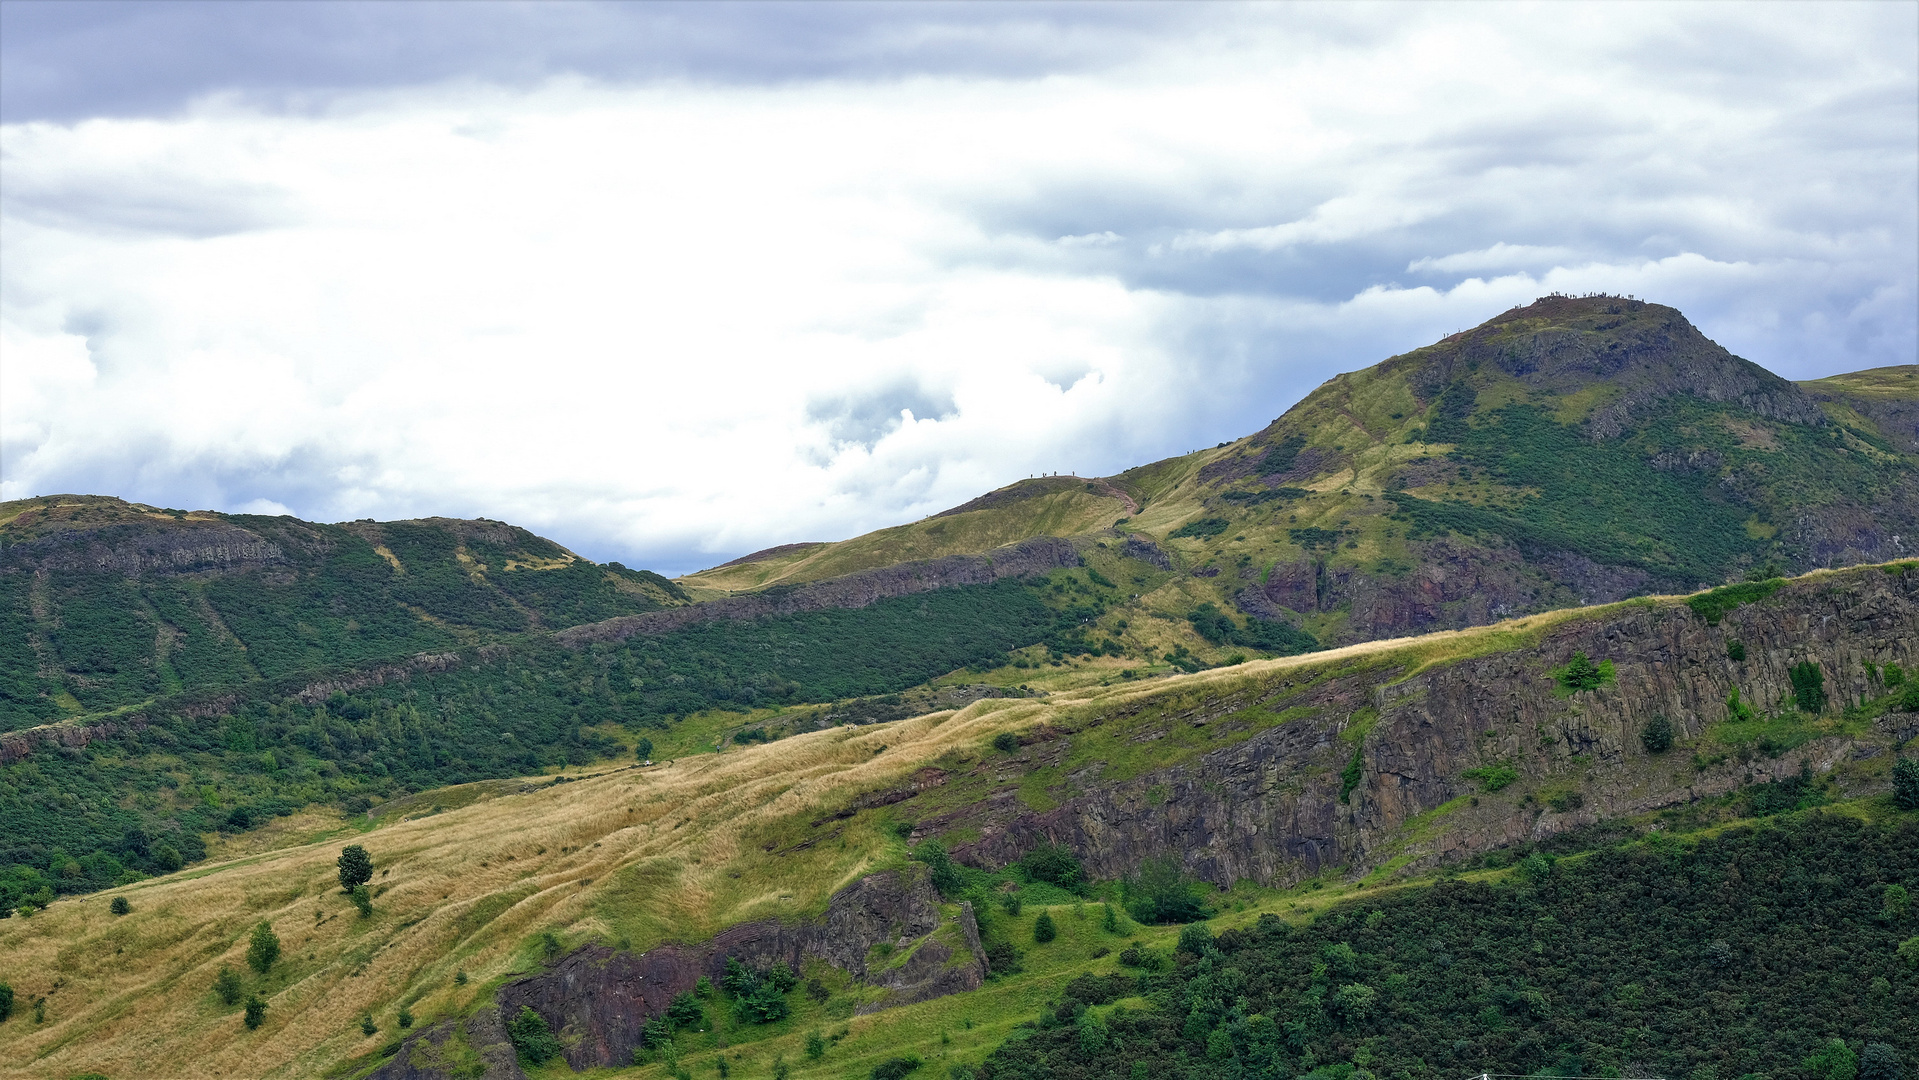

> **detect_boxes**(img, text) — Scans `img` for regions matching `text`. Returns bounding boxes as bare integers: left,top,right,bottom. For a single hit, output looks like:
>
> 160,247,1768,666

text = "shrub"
992,732,1020,753
0,981,11,1023
1790,661,1827,713
1687,578,1784,624
1726,686,1757,722
774,1055,791,1080
1001,892,1022,917
1339,746,1364,803
360,1014,378,1036
1901,679,1919,712
1017,843,1084,890
214,965,244,1006
398,1006,413,1029
1463,764,1519,792
1727,640,1746,661
664,991,704,1029
636,737,653,760
805,1029,826,1060
455,969,468,986
337,845,374,892
1102,902,1120,933
1553,652,1614,692
244,995,267,1030
1332,982,1378,1023
1033,911,1057,943
247,922,281,974
983,936,1023,975
110,895,131,915
153,844,183,873
910,840,964,896
1894,758,1919,812
350,884,373,917
508,1006,560,1064
1169,517,1231,540
873,1055,924,1080
1640,715,1675,754
1176,922,1214,956
1123,855,1209,924
1885,662,1907,689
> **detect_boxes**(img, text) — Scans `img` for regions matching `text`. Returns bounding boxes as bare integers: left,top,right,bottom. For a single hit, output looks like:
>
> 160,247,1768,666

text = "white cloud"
1,4,1912,572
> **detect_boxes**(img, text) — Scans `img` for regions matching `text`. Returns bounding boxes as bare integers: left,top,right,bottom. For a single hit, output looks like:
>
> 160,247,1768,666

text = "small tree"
1102,903,1120,934
243,995,267,1030
360,1014,378,1036
1033,911,1057,943
910,840,964,896
1894,757,1919,812
214,965,245,1006
110,896,131,916
774,1055,791,1080
1000,892,1022,917
398,1006,414,1029
805,1029,826,1060
637,738,654,761
1802,1038,1858,1080
337,845,374,893
1727,640,1747,661
247,922,281,975
1640,715,1675,754
350,885,373,918
992,732,1020,753
1860,1043,1905,1080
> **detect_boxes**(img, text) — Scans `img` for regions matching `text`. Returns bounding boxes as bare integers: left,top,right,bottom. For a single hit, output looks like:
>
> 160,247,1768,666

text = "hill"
1,561,1914,1078
681,296,1919,651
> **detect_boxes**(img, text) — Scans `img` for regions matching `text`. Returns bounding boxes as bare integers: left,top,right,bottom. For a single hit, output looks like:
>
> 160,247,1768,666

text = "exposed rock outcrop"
370,867,985,1076
557,537,1081,646
928,564,1919,887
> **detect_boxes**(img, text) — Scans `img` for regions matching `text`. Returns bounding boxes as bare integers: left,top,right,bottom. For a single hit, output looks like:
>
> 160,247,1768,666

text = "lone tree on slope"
338,845,374,893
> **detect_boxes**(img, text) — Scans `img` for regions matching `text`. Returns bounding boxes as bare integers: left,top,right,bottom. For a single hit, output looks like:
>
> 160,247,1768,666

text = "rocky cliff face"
372,867,985,1077
557,537,1081,646
923,564,1918,887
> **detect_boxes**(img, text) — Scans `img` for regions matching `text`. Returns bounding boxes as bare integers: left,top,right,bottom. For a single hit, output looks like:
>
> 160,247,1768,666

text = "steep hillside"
674,297,1918,653
3,562,1914,1079
0,496,689,729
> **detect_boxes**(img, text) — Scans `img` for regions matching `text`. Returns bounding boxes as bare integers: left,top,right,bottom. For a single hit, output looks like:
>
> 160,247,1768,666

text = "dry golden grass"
0,579,1765,1079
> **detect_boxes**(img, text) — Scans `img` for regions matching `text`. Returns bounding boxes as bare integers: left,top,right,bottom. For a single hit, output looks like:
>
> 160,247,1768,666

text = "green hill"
684,296,1919,651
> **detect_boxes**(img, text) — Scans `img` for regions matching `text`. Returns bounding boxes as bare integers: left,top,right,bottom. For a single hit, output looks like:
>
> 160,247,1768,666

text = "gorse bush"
213,965,244,1006
978,813,1918,1079
1553,652,1614,692
1791,661,1828,713
243,995,266,1030
508,1006,560,1065
1893,757,1919,812
1123,855,1209,925
110,895,130,915
1640,715,1675,754
1034,911,1057,943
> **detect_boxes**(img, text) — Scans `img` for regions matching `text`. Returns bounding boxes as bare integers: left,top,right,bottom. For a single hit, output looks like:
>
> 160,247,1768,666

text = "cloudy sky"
2,1,1914,573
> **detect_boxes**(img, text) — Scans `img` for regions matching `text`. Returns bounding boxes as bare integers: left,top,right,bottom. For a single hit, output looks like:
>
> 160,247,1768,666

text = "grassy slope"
679,311,1918,651
7,563,1910,1079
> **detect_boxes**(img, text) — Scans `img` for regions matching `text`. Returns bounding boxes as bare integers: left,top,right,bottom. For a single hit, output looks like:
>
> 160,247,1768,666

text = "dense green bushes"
980,813,1917,1079
1188,603,1316,657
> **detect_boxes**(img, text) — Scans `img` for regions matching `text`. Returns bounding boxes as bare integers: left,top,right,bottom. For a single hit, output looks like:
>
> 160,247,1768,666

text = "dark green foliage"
1385,389,1888,586
636,737,653,760
360,1014,378,1036
1792,661,1828,713
1285,527,1342,551
722,958,793,1024
872,1056,923,1080
1102,903,1120,933
110,895,130,915
1743,762,1829,816
1169,518,1231,540
1188,603,1316,657
1893,758,1919,812
1220,487,1308,505
1123,855,1209,924
1804,1039,1859,1080
1001,892,1022,917
214,965,244,1006
805,1029,826,1060
337,844,373,891
1553,652,1614,691
664,991,705,1030
982,936,1023,976
1688,579,1786,625
1259,435,1307,476
1,980,13,1022
247,921,281,974
1860,1042,1906,1080
350,885,372,917
992,732,1021,753
1338,746,1364,804
1033,911,1057,943
1900,680,1919,712
911,840,965,896
398,1006,413,1029
1886,662,1908,690
508,1006,559,1064
244,996,267,1029
1016,843,1083,890
1177,923,1214,957
1463,764,1519,792
1425,381,1478,444
980,814,1918,1080
1640,715,1675,754
1728,639,1747,661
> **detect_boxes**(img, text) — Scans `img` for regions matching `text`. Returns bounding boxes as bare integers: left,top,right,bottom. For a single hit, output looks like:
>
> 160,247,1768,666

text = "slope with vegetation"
1,562,1915,1079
